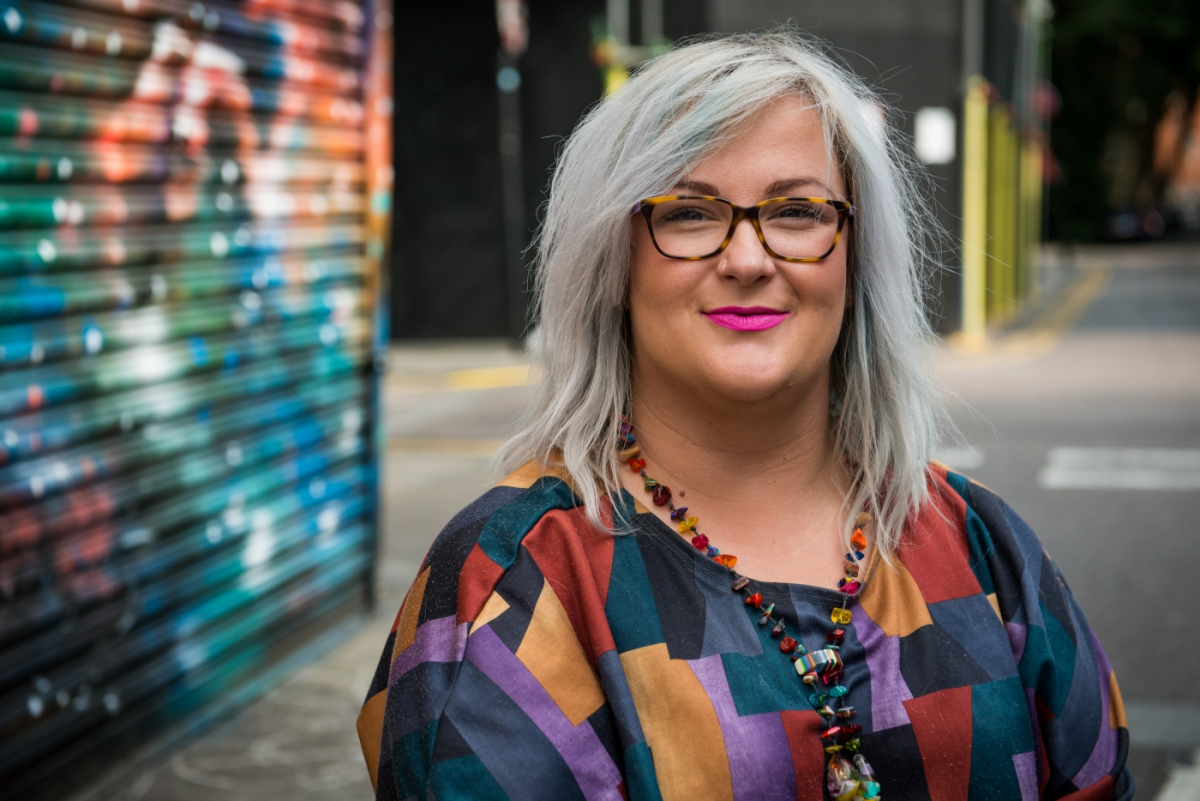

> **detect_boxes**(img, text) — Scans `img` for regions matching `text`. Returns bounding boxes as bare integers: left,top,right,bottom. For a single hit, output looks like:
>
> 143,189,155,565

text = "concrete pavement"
77,245,1200,799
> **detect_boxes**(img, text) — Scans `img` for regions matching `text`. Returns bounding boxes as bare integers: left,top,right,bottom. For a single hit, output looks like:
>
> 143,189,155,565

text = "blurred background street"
3,0,1199,798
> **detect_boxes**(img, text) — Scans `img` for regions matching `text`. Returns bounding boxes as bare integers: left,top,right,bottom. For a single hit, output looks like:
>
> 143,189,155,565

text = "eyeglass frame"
632,195,855,263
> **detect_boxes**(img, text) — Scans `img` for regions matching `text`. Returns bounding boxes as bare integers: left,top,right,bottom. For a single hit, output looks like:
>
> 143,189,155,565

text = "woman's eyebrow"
764,177,837,198
670,179,721,196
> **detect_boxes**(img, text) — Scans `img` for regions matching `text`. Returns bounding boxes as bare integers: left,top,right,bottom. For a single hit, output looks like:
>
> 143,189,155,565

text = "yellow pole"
960,75,990,340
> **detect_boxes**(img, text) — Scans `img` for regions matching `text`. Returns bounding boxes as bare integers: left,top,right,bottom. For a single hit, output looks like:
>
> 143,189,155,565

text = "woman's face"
628,95,852,407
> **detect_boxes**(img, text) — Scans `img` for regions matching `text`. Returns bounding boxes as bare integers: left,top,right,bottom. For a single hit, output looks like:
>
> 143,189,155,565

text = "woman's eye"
662,207,708,222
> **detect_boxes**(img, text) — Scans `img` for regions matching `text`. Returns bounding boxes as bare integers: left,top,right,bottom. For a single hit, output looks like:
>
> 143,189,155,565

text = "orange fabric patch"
515,580,607,726
1108,670,1128,730
619,643,733,801
356,690,388,790
391,567,430,659
857,557,934,637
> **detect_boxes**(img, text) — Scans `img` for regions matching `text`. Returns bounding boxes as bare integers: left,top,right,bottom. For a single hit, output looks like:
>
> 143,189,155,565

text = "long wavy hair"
496,29,948,559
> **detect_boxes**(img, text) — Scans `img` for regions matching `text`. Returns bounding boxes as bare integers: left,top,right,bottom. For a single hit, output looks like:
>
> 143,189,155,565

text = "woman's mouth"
702,306,791,332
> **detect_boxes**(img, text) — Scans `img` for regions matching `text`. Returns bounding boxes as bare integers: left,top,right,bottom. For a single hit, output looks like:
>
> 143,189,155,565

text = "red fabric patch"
521,505,617,665
904,685,973,801
780,709,825,801
456,543,505,625
1034,693,1055,797
897,470,982,604
1061,775,1114,801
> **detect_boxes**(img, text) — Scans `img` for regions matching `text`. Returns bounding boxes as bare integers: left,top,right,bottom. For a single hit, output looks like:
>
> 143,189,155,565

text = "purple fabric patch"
1071,631,1119,789
689,654,796,801
389,614,468,687
1006,620,1028,666
467,625,624,801
854,603,912,731
1013,751,1038,801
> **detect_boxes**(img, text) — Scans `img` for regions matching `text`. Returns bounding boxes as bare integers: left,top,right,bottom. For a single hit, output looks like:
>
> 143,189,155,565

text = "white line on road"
933,446,986,472
1038,448,1200,490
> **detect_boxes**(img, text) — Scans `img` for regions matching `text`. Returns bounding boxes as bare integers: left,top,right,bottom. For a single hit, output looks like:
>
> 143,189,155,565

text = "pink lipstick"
702,306,791,332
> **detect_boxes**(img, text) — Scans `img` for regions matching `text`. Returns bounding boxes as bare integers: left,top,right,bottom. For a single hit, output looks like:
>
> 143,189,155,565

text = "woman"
358,32,1132,800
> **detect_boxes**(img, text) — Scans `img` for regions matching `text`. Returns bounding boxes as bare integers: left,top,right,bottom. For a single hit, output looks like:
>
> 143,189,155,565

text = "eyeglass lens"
649,198,841,259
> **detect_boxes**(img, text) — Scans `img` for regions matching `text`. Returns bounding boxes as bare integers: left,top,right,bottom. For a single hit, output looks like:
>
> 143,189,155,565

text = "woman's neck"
621,361,853,586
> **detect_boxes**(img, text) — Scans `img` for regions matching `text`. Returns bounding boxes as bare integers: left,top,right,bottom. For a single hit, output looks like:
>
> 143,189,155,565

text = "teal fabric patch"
969,676,1036,800
722,647,809,716
429,754,511,800
622,741,664,801
477,477,579,570
394,719,437,798
1019,599,1077,716
945,471,998,597
605,531,666,651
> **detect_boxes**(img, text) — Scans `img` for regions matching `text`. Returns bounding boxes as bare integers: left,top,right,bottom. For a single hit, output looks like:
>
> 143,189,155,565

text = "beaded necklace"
618,418,881,801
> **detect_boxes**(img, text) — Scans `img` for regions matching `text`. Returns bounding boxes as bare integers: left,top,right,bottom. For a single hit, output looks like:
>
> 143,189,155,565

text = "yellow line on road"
444,364,536,391
947,266,1111,358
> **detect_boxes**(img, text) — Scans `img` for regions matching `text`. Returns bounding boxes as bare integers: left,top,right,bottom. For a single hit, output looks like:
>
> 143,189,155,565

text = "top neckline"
620,488,855,607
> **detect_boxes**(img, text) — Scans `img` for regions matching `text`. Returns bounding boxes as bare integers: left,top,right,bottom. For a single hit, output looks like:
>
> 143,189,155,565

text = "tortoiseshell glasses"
633,195,855,262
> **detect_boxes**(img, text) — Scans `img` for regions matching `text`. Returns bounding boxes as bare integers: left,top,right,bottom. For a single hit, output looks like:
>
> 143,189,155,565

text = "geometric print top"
356,460,1133,801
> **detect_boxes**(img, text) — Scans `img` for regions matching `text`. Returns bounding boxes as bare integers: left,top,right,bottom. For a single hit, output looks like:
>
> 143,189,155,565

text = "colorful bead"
841,723,863,735
819,726,842,740
651,485,671,505
855,511,872,526
802,673,817,684
818,704,835,718
837,707,856,718
845,737,862,752
851,528,867,551
619,444,641,461
838,581,861,595
716,554,738,568
828,685,849,698
731,575,750,591
771,620,786,638
826,628,845,643
628,457,646,471
678,516,699,532
809,692,829,707
779,636,798,653
844,563,860,578
824,744,844,755
796,649,844,677
669,506,688,521
691,533,709,549
745,592,763,608
831,607,853,625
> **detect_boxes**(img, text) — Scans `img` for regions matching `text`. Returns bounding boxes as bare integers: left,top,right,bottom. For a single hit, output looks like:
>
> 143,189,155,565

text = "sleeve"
355,484,626,801
952,474,1134,801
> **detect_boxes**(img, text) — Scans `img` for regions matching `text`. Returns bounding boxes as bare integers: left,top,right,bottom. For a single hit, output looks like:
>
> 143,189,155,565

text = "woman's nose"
718,218,774,283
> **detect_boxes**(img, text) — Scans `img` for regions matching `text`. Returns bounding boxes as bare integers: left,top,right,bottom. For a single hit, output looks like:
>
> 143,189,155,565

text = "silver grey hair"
496,29,947,559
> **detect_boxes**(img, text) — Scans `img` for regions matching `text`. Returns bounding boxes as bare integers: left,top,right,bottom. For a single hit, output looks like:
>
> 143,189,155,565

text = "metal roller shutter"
0,0,391,792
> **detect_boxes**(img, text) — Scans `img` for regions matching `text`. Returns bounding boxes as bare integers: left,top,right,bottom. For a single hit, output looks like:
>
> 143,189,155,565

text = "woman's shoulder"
413,460,600,622
879,462,1052,613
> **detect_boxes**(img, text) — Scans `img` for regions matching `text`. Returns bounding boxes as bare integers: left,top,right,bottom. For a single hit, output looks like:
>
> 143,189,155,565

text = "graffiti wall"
0,0,389,792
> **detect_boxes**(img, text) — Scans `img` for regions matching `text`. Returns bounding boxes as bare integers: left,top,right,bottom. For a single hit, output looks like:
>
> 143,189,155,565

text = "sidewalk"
80,342,534,801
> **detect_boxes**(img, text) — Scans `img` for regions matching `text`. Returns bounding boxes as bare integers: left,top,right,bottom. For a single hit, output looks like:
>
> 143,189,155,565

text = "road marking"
946,266,1111,358
1039,448,1200,490
1127,702,1200,749
388,437,504,457
444,364,536,391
